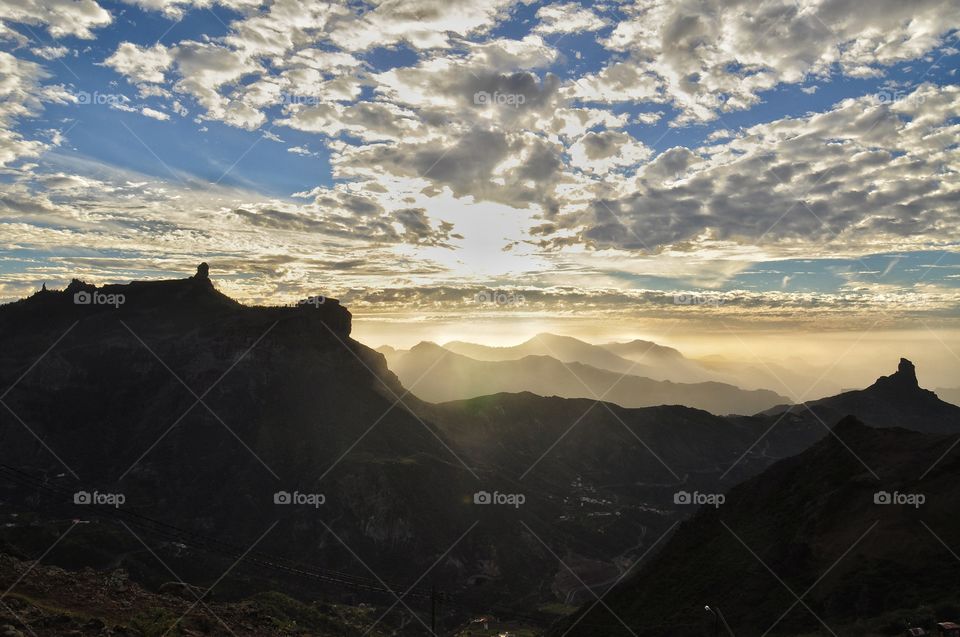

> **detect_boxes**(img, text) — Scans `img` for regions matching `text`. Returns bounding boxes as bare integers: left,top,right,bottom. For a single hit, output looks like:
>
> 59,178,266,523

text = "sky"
0,0,959,382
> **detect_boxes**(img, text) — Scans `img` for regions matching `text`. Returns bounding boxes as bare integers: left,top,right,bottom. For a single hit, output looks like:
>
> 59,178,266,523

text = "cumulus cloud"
533,2,607,35
328,0,516,52
103,42,174,84
141,106,170,120
569,130,652,174
544,84,960,253
4,0,960,330
577,0,960,122
0,0,111,39
0,52,72,166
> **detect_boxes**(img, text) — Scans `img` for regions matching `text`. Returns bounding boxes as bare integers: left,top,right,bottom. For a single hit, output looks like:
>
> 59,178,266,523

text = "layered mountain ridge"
1,268,958,633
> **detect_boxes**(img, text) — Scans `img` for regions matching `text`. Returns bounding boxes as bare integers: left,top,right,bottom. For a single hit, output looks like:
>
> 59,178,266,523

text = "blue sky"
1,0,959,345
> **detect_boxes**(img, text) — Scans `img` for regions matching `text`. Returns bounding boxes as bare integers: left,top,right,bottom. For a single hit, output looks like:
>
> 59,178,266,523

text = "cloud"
576,0,960,123
117,0,263,20
327,0,517,52
0,0,111,39
33,45,70,60
568,130,652,174
543,84,960,254
0,51,72,166
533,2,607,35
103,42,174,84
141,106,170,120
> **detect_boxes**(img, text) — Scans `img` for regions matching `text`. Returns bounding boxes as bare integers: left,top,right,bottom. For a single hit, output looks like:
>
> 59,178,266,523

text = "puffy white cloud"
118,0,263,20
0,0,111,39
580,0,960,122
0,51,72,166
533,2,607,35
103,43,174,84
141,106,170,120
328,0,517,52
545,84,960,253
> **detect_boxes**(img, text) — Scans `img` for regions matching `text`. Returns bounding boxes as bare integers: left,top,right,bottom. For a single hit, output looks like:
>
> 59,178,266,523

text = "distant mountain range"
1,268,958,632
379,340,790,415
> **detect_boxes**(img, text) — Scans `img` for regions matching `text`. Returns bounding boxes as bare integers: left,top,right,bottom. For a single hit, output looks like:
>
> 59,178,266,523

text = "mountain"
555,417,960,636
0,267,494,608
386,341,790,415
0,267,796,626
598,339,685,361
3,269,957,633
761,358,960,433
440,333,805,389
443,333,656,376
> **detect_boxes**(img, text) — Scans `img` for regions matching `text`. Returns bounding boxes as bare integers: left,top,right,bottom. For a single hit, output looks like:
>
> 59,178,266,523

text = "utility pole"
431,585,437,635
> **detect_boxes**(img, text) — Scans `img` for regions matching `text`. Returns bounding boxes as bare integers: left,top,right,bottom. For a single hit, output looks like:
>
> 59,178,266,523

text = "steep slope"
556,417,960,636
389,342,789,415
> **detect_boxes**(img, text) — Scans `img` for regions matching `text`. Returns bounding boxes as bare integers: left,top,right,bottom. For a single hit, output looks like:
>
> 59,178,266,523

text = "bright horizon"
1,0,958,397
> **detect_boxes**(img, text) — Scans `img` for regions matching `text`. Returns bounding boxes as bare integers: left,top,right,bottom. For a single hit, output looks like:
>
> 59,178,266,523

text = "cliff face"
2,263,352,341
0,267,468,592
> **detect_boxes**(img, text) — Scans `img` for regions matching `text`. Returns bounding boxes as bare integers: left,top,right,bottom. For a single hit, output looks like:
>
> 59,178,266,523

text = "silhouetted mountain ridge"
760,357,960,433
383,341,790,415
555,415,960,636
